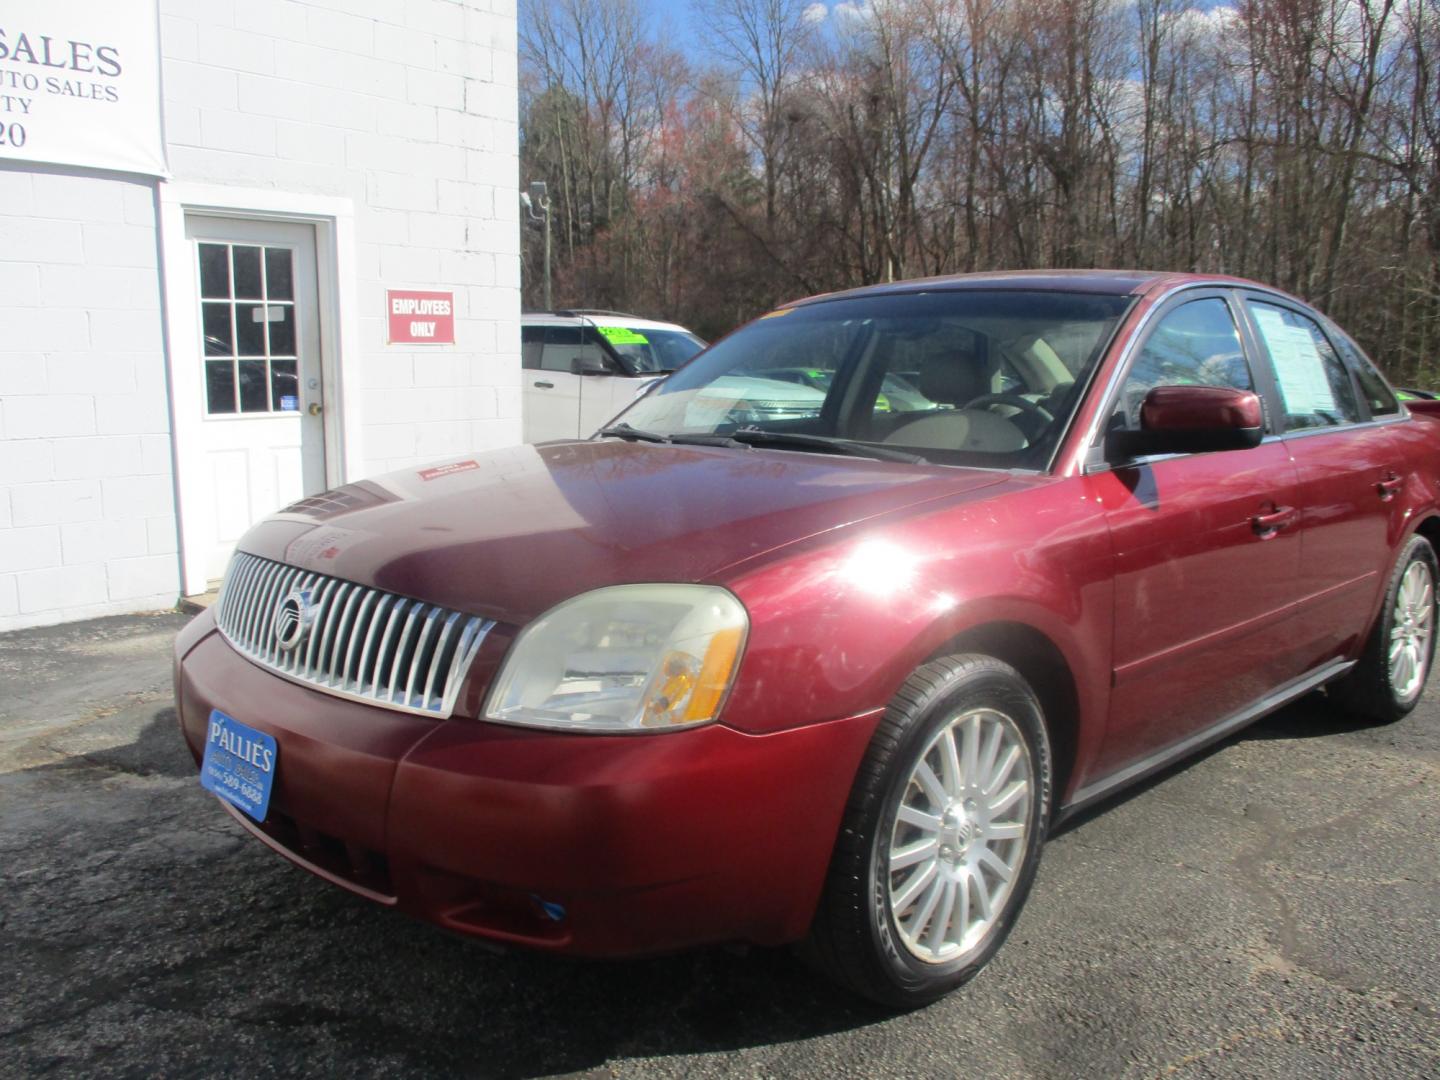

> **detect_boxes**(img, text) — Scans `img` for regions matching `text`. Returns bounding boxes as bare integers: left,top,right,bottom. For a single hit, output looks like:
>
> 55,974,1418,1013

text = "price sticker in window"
597,326,649,345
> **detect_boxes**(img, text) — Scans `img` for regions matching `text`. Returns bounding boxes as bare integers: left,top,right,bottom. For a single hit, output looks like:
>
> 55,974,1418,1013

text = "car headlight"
484,584,749,732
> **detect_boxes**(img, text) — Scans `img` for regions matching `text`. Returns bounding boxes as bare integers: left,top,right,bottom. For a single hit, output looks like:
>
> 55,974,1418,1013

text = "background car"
521,310,706,441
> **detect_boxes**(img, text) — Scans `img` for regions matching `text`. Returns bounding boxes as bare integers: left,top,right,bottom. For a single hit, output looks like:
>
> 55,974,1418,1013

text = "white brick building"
0,0,521,631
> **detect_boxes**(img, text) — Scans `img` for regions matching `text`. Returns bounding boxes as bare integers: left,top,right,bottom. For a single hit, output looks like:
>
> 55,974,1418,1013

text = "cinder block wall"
0,0,520,631
161,0,522,477
0,169,177,625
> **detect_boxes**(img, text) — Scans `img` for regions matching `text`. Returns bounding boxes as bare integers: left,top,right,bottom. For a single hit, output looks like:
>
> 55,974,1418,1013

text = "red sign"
418,460,480,481
387,289,455,345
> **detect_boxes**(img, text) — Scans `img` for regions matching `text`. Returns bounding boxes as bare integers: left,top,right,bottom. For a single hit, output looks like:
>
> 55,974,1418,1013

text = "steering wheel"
961,394,1054,443
963,393,1054,423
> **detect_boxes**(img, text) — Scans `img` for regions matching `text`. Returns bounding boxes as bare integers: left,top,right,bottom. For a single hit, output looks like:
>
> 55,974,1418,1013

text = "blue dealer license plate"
200,709,277,823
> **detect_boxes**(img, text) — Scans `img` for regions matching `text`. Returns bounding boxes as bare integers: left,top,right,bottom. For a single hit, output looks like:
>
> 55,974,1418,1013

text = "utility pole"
525,180,552,310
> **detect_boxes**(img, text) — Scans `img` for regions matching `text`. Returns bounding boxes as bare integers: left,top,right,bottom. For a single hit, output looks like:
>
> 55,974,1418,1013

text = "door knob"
308,402,323,416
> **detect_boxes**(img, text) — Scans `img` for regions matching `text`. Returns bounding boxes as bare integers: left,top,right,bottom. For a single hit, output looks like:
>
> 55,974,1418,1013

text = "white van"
521,310,707,442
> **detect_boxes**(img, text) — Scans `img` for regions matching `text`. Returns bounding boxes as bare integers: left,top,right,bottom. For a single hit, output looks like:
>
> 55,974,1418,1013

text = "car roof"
783,269,1283,307
521,311,695,334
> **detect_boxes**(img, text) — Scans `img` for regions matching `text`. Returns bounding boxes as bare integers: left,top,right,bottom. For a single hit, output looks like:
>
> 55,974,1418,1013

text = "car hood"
236,440,1010,625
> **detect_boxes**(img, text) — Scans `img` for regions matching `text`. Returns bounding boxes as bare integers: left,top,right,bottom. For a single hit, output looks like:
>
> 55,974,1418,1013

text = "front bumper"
175,612,881,957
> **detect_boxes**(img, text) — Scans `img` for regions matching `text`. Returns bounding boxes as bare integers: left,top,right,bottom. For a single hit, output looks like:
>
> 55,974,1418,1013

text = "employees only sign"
0,1,166,176
387,289,455,345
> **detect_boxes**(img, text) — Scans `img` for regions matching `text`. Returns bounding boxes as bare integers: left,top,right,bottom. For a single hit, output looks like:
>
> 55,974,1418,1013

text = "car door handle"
1377,473,1403,500
1251,506,1298,537
533,380,554,389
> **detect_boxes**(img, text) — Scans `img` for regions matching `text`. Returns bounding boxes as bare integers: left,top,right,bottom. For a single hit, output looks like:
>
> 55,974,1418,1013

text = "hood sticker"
418,459,482,481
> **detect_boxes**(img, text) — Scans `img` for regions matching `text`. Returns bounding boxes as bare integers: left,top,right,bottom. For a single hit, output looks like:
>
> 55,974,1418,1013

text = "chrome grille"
215,551,493,718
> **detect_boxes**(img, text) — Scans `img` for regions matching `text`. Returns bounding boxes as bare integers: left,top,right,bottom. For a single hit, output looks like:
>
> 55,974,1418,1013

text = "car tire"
1329,534,1438,723
802,654,1052,1008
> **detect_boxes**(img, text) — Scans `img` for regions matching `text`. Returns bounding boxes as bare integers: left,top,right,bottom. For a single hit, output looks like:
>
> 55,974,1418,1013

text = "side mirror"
571,355,610,376
1108,385,1264,459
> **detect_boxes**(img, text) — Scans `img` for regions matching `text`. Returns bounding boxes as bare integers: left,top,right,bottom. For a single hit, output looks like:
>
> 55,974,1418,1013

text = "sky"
633,0,1241,63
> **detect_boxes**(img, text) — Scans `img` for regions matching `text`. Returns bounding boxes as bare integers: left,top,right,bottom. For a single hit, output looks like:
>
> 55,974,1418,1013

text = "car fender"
718,479,1114,795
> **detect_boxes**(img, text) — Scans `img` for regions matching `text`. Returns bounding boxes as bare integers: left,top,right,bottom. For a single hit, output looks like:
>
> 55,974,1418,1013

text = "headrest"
919,351,986,406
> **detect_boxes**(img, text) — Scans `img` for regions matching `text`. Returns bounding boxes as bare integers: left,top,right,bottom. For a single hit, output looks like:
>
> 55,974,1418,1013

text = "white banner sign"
0,1,166,176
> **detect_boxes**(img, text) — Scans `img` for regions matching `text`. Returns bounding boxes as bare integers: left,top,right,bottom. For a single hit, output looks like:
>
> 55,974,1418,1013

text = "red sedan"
175,271,1439,1006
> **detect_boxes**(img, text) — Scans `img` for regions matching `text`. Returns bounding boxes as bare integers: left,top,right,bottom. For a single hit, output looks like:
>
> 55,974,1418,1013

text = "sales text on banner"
0,1,167,176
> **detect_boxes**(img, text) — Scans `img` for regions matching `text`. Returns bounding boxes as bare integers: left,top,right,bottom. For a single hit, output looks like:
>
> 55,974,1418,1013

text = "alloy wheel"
886,706,1033,963
1390,558,1434,703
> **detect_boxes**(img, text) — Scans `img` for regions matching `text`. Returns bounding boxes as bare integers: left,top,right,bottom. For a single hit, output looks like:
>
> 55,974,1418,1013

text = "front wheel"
1330,534,1437,723
803,654,1052,1007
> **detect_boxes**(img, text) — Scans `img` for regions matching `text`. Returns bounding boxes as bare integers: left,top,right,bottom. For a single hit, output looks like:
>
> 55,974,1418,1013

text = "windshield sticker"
758,308,793,319
1252,306,1336,415
597,326,649,345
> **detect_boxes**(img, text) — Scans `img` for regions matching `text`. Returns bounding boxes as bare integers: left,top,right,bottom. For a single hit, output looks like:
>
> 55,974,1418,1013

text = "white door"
184,217,325,582
522,325,608,441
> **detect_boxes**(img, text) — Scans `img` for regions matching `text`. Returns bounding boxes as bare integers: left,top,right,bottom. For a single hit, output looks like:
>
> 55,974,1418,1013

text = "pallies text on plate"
208,716,274,771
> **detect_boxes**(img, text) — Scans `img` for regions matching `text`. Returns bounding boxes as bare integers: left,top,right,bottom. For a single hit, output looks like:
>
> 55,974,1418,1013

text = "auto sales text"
0,28,122,115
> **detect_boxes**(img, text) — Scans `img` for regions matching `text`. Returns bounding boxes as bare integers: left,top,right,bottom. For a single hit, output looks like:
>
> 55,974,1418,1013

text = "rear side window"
540,325,604,373
1246,301,1361,430
521,326,543,369
1333,333,1400,417
1112,298,1251,431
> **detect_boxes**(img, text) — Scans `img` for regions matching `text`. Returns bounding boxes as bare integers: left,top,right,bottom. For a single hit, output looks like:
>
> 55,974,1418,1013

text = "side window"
1246,301,1361,429
540,325,586,372
521,326,544,370
1112,297,1251,431
1333,333,1399,417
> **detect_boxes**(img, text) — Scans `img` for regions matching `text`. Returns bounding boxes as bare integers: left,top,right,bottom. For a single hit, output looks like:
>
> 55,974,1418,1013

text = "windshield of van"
606,290,1131,469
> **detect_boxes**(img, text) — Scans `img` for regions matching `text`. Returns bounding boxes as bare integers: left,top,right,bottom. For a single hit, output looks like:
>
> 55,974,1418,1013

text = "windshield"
608,290,1131,468
598,326,707,374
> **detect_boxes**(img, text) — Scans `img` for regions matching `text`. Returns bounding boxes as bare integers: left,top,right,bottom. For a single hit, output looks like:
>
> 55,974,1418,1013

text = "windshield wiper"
729,428,928,464
597,423,745,450
597,423,670,443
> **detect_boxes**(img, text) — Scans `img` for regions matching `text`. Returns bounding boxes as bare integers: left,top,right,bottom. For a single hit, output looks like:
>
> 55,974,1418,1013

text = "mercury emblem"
273,588,314,652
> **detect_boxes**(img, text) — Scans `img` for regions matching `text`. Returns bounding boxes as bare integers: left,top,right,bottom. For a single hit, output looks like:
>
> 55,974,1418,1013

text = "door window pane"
199,244,230,298
270,360,299,411
1113,298,1250,431
197,242,302,417
236,304,267,356
264,248,294,300
232,246,263,298
205,360,236,413
202,303,233,356
267,306,296,356
1246,301,1360,429
238,359,270,412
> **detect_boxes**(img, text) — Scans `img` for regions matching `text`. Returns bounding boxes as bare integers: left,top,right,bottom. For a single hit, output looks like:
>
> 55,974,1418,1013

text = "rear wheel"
1330,535,1437,722
804,654,1052,1007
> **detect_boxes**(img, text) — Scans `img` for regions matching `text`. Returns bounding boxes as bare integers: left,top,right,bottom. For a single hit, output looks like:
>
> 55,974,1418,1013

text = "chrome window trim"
215,551,493,719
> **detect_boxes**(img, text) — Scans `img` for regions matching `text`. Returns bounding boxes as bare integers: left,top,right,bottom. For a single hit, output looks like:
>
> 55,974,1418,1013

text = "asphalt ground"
1,611,1437,1078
